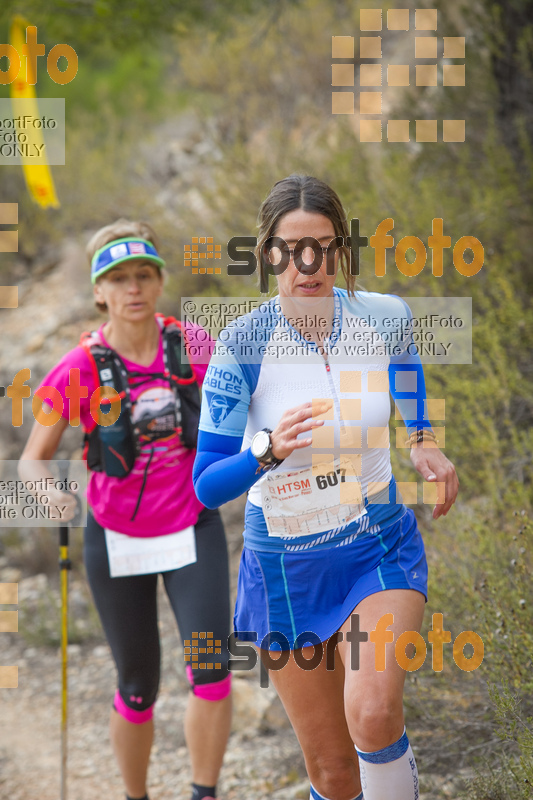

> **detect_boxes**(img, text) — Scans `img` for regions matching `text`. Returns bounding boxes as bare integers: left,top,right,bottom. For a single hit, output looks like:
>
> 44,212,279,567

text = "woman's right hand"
270,400,333,461
19,414,80,522
43,488,80,523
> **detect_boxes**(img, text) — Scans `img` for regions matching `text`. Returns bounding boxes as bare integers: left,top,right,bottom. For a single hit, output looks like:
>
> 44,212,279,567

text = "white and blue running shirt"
193,288,432,553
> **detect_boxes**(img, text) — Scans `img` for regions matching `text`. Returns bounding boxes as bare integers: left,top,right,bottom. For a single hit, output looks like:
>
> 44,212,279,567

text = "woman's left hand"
409,445,459,519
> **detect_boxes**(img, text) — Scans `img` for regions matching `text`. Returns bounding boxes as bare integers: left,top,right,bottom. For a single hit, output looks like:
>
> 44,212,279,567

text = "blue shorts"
234,507,428,651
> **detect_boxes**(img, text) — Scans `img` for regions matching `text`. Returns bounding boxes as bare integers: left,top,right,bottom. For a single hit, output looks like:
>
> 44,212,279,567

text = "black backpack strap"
79,333,137,477
159,317,195,382
158,316,201,448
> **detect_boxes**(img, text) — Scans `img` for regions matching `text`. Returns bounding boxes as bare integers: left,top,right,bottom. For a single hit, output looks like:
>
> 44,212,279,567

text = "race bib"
105,526,196,577
261,458,366,538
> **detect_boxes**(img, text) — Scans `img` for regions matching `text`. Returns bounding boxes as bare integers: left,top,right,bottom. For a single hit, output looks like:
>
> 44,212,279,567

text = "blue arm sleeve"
193,430,262,509
193,327,264,508
388,296,432,433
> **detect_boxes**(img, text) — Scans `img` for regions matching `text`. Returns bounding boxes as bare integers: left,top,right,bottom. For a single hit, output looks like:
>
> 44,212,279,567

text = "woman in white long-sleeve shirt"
194,175,459,800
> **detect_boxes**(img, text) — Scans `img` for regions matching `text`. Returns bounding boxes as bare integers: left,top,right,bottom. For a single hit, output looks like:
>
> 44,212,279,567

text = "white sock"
355,728,419,800
309,783,363,800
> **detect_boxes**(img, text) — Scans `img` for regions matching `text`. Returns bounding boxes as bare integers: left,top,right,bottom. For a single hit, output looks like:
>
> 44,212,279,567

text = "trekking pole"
58,460,71,800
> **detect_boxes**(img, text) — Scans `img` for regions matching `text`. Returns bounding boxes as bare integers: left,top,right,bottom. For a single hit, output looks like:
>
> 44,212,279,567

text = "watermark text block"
387,9,410,30
360,64,382,86
416,119,438,142
0,584,18,603
416,65,438,86
443,65,465,86
0,611,18,632
388,120,410,141
388,65,410,86
359,120,382,142
415,37,437,59
443,120,465,142
396,482,418,504
360,92,382,114
0,666,18,688
332,92,354,114
360,37,382,58
0,203,18,223
415,9,438,30
0,231,18,252
332,65,355,86
0,287,18,307
443,37,465,58
360,9,382,31
332,36,354,58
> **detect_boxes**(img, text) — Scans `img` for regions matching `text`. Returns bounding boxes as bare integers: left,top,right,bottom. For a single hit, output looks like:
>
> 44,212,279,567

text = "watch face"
251,430,270,459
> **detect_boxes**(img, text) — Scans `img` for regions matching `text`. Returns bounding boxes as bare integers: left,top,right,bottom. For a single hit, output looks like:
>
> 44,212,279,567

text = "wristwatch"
250,428,284,472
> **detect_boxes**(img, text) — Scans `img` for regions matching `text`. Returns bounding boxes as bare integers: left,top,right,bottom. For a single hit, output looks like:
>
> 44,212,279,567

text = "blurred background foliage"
0,0,532,795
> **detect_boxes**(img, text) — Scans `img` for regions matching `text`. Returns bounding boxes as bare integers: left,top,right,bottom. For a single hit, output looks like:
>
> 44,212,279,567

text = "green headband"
91,237,165,284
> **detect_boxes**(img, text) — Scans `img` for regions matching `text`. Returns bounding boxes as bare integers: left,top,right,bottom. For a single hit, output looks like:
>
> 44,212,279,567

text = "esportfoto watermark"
331,8,466,143
188,613,484,688
188,218,483,286
0,460,87,527
0,25,78,85
0,368,121,428
0,582,18,689
181,296,472,364
0,100,65,165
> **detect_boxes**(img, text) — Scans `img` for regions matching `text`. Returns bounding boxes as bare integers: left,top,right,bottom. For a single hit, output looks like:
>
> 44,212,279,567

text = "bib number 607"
315,467,346,490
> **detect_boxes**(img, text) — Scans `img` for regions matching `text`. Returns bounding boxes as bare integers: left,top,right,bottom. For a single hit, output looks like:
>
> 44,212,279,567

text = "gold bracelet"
406,429,438,447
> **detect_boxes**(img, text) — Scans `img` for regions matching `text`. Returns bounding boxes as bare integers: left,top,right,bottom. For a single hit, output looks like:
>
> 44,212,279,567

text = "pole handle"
58,459,70,549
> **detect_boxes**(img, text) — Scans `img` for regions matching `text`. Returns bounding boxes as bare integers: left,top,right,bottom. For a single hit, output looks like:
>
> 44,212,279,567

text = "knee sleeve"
113,686,157,724
186,665,232,701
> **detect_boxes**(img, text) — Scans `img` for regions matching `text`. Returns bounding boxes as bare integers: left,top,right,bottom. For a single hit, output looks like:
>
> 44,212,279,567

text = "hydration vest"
80,314,201,479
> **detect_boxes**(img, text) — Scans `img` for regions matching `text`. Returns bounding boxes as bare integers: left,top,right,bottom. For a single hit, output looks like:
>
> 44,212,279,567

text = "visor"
91,237,165,283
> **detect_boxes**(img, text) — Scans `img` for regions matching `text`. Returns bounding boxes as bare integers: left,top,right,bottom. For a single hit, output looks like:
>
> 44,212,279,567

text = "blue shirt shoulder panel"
199,297,280,437
335,287,413,361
